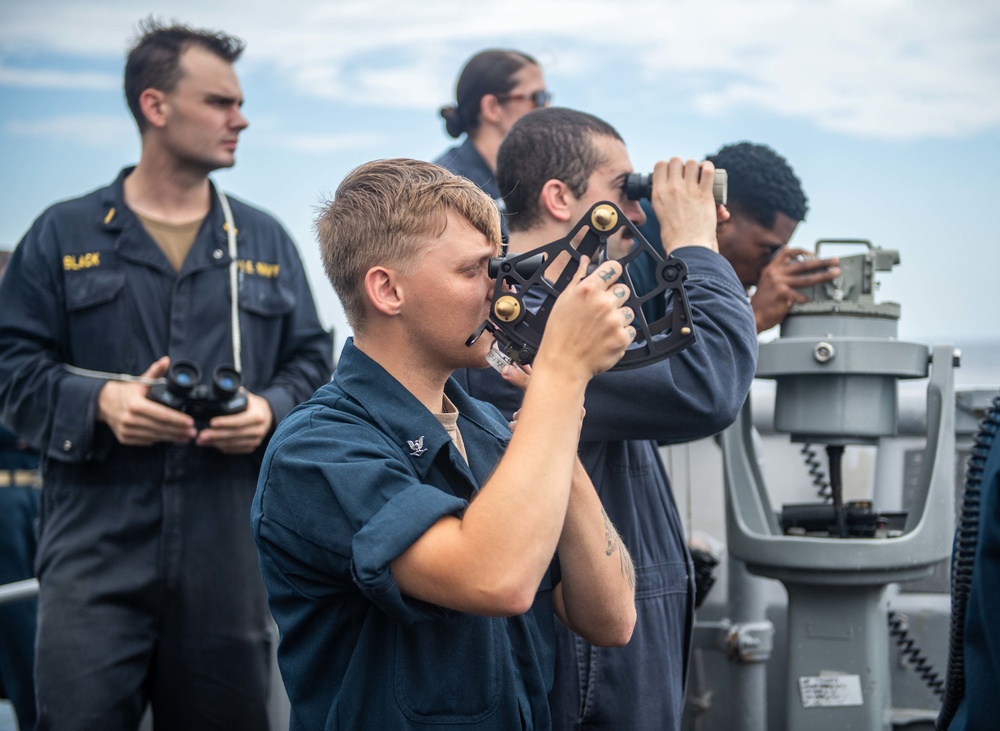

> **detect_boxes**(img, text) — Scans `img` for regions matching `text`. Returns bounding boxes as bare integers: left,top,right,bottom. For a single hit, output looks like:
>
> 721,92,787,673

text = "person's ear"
539,179,575,223
717,210,741,238
139,88,168,129
364,266,404,317
479,94,503,126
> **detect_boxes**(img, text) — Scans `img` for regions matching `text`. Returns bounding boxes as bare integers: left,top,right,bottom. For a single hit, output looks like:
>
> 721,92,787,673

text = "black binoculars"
147,360,248,422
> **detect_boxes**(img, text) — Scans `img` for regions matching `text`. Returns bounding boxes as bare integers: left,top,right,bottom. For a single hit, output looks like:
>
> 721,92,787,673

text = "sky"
1,0,998,363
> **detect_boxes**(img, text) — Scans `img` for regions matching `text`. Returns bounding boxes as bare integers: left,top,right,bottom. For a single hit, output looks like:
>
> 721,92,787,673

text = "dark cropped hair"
498,107,623,233
124,17,245,132
439,49,538,138
706,142,809,227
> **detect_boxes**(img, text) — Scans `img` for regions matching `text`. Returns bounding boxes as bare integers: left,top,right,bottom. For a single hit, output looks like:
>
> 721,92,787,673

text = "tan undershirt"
435,394,469,465
135,212,204,272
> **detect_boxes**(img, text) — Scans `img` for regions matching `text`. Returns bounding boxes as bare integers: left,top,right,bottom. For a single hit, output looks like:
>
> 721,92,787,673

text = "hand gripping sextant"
466,201,697,370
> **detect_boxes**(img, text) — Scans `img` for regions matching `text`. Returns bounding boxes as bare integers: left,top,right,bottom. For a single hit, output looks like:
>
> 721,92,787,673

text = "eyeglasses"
496,90,553,108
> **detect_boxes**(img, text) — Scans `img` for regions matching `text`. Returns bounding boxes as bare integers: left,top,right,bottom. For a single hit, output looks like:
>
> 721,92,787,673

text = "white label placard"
798,674,864,707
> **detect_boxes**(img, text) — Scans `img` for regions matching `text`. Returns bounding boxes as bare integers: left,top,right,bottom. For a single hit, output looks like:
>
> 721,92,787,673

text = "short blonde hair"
316,159,502,333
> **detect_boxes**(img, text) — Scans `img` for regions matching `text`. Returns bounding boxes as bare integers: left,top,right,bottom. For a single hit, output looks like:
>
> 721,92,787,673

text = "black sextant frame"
466,201,697,371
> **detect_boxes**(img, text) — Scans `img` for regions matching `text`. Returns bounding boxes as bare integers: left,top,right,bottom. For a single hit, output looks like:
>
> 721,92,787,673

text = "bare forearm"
553,460,636,646
459,369,588,588
391,257,634,615
393,366,589,615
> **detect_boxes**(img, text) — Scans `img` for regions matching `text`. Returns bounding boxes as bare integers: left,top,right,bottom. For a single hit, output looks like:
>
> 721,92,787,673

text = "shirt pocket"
393,614,502,723
64,268,132,369
238,275,295,318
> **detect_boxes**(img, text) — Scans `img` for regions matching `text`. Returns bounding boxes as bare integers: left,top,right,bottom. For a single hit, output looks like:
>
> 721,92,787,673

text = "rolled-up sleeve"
352,482,467,623
254,413,468,625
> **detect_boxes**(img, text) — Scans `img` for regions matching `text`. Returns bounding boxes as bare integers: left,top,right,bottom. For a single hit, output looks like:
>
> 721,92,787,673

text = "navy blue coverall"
456,245,757,730
0,169,333,730
254,339,565,730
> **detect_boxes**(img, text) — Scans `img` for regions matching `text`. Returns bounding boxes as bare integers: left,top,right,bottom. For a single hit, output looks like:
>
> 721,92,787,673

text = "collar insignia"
407,436,427,457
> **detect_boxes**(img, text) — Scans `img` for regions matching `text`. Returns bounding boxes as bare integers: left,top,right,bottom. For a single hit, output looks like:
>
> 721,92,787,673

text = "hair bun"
439,105,465,138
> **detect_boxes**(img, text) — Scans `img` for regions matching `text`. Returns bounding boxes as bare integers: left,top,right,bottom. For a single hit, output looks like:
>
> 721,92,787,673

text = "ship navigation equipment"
466,201,698,371
721,239,956,731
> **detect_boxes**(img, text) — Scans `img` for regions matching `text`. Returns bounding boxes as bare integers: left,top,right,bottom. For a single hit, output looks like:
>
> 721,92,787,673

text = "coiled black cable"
800,443,832,501
888,610,944,698
937,393,1000,729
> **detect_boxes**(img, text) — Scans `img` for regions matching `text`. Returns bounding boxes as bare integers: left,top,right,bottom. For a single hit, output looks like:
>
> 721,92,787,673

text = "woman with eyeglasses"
434,49,551,230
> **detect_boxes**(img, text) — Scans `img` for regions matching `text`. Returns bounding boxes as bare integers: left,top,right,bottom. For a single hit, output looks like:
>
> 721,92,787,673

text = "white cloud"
265,131,385,154
0,64,118,90
7,114,135,148
1,0,998,140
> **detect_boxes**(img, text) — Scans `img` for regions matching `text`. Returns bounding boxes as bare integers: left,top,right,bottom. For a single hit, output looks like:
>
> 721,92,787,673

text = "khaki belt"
0,469,42,489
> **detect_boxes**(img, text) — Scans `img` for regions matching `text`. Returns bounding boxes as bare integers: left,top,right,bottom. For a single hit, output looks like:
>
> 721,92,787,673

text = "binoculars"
147,359,248,422
624,168,727,206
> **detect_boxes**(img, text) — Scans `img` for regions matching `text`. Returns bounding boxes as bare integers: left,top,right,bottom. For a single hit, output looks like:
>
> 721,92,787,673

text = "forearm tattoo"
601,507,636,591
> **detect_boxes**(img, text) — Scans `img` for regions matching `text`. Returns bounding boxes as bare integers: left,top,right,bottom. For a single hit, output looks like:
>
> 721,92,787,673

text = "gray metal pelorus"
722,240,955,731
